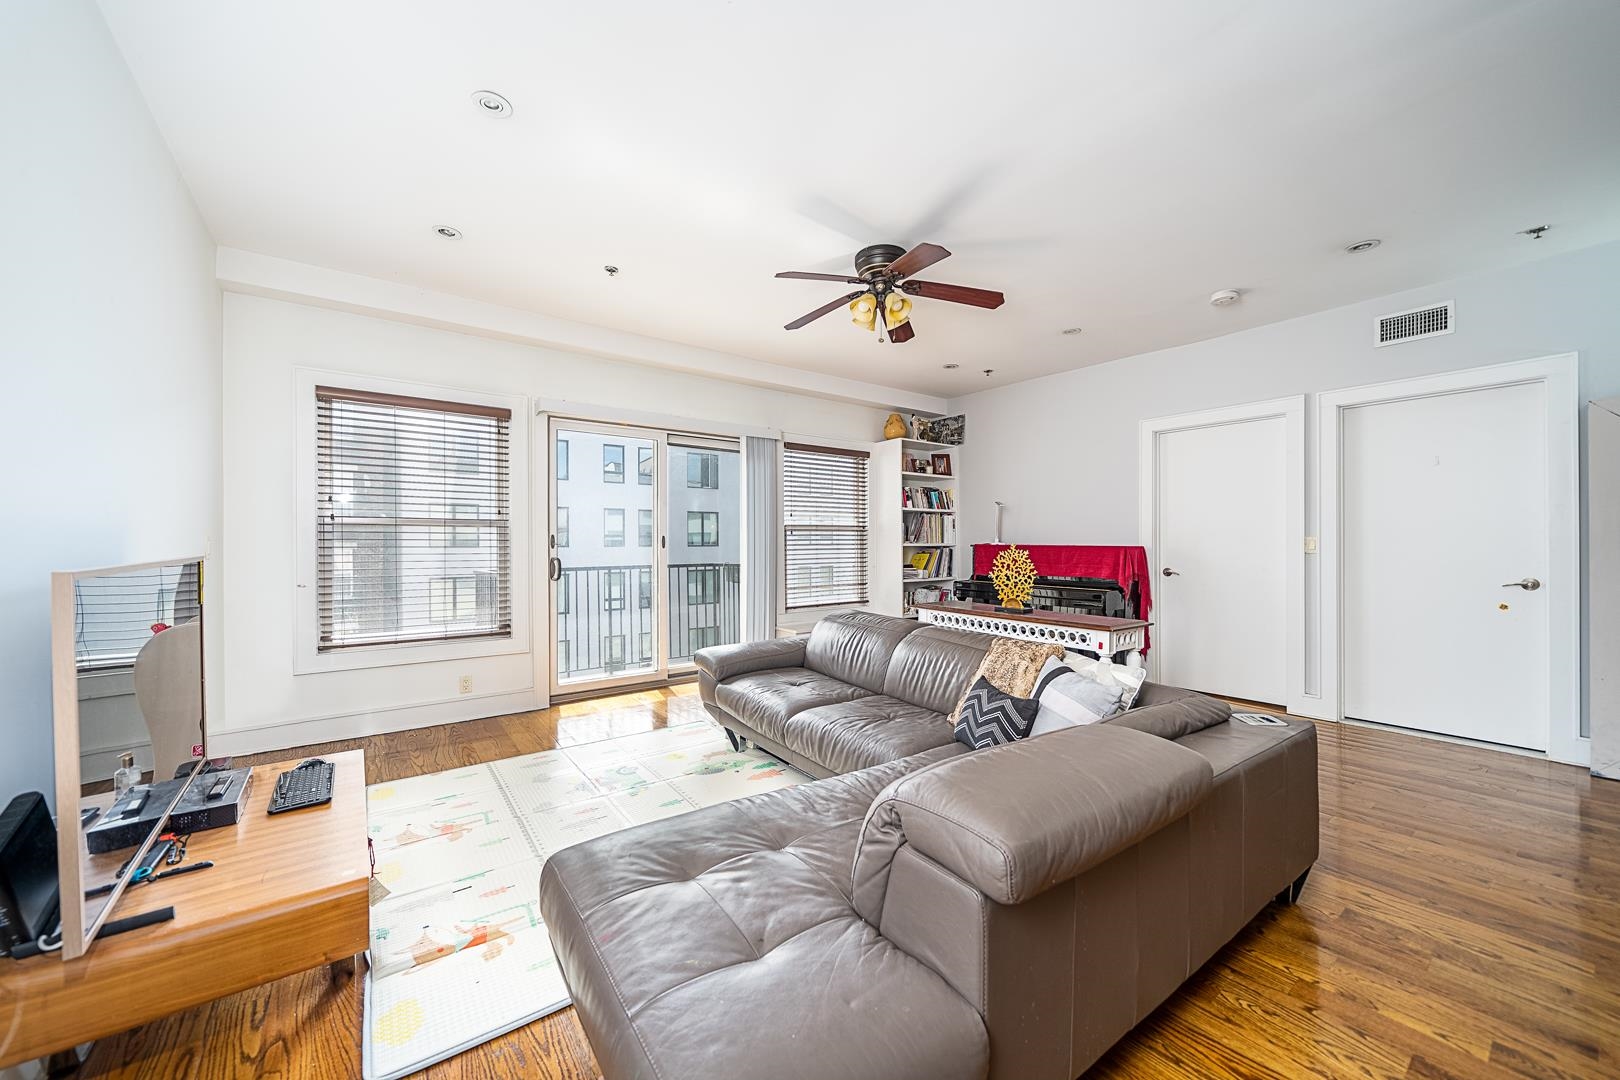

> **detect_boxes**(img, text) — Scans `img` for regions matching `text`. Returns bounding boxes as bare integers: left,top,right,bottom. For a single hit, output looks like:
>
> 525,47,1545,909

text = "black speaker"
0,792,59,953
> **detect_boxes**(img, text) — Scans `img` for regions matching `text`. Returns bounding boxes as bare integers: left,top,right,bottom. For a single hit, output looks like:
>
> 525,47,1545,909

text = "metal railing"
555,562,740,679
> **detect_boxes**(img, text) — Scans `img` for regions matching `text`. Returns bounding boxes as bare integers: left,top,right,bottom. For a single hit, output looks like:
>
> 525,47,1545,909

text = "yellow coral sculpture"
990,545,1036,612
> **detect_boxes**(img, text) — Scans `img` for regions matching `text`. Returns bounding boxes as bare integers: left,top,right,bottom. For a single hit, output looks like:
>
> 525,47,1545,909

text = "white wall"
951,240,1620,739
216,294,888,753
0,0,221,810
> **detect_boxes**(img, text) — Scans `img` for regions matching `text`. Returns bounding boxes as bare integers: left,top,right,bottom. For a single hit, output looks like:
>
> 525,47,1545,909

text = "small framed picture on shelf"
930,453,952,476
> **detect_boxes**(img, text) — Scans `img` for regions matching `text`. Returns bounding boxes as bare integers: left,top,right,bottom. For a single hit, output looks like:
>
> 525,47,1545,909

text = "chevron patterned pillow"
953,675,1041,749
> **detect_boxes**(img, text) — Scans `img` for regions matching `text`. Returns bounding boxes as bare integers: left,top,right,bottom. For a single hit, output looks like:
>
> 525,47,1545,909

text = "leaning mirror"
50,558,206,960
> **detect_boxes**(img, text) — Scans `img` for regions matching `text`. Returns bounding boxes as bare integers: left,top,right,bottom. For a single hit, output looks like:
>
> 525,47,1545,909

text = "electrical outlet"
458,675,473,695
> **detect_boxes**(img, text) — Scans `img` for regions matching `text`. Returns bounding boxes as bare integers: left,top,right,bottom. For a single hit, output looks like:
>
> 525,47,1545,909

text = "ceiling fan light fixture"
850,295,877,330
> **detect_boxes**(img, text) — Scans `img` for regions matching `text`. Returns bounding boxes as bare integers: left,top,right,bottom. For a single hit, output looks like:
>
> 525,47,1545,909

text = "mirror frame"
49,556,206,960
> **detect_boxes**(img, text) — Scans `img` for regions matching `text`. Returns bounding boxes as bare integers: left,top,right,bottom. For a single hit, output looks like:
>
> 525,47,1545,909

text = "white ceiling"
100,0,1620,398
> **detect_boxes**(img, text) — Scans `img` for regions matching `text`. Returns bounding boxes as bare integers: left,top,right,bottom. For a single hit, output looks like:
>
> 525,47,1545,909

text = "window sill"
776,603,868,634
293,631,527,675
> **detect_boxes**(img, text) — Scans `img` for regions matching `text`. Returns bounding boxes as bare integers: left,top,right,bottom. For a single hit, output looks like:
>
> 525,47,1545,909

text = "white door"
1155,417,1289,704
1341,382,1548,749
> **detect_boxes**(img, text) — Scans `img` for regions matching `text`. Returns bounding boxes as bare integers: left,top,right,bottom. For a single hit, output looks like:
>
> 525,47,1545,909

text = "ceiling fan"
776,242,1005,344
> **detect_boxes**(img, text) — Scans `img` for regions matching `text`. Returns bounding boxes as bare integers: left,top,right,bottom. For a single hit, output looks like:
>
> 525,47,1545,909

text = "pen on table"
152,859,214,882
85,860,215,898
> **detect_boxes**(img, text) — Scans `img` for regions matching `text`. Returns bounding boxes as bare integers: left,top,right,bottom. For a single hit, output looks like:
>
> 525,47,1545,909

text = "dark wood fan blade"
900,279,1005,309
776,271,865,283
888,319,916,344
887,242,951,279
785,290,867,330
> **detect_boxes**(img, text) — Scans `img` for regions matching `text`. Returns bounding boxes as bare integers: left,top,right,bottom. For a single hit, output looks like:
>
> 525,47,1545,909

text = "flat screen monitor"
50,557,206,960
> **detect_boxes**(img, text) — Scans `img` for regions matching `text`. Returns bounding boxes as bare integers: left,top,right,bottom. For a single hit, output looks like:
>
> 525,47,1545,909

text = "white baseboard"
208,688,545,758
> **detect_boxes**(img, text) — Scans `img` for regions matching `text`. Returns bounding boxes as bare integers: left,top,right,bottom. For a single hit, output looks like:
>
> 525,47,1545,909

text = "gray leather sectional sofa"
538,612,1318,1080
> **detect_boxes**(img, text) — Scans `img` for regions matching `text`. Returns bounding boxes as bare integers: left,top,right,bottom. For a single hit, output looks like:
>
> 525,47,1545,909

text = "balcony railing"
555,562,740,680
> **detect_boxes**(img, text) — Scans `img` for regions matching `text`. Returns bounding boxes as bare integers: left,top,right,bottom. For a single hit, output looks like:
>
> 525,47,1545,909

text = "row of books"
901,485,955,510
903,548,954,579
905,513,957,544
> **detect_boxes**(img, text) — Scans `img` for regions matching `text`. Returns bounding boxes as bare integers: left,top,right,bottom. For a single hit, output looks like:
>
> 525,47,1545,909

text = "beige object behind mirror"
51,557,206,960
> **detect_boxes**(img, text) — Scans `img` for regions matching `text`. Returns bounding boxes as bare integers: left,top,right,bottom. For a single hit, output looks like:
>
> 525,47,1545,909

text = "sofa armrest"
1106,684,1231,740
694,636,807,684
851,725,1213,919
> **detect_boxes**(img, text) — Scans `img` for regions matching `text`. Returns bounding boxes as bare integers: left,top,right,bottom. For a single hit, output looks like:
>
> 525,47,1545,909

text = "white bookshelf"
868,438,960,618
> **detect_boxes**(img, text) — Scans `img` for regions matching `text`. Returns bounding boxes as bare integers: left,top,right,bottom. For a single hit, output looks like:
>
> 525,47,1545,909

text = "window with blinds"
316,386,512,650
782,442,870,610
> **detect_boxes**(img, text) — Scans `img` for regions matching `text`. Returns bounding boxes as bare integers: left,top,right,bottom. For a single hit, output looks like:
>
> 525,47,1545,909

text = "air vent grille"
1375,301,1454,347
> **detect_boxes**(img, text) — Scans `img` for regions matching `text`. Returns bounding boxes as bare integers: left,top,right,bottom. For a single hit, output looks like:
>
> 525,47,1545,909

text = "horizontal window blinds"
73,563,200,669
782,442,869,610
316,386,512,650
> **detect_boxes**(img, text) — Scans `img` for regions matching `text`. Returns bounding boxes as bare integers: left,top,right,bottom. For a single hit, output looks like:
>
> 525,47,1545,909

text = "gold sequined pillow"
950,637,1066,723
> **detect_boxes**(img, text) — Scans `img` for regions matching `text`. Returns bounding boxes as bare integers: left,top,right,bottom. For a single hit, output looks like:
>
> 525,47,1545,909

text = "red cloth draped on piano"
971,544,1153,651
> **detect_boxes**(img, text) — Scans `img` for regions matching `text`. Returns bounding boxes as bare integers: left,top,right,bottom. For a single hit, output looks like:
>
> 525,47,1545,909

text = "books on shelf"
904,513,957,545
901,485,955,510
902,548,954,579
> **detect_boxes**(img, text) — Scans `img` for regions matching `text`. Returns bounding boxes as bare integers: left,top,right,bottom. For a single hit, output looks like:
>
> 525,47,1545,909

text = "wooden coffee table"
0,750,370,1069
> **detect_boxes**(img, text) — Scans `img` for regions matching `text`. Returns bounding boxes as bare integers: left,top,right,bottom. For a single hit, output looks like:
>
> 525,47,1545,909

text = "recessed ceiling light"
1061,327,1084,336
435,226,462,239
1345,238,1381,253
1209,289,1242,307
471,90,513,117
943,363,959,370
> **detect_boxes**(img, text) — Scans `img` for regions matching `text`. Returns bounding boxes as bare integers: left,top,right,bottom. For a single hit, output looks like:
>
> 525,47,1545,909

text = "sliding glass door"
549,421,661,692
666,437,742,667
548,420,741,695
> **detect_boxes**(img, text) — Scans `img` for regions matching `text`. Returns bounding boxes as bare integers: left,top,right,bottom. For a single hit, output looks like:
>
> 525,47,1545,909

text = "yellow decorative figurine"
990,545,1037,613
883,412,909,440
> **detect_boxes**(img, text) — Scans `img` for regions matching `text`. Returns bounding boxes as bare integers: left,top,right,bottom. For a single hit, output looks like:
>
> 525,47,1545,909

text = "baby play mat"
362,720,807,1080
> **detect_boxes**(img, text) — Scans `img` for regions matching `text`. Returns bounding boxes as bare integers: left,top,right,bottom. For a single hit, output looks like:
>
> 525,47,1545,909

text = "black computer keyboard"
267,759,335,814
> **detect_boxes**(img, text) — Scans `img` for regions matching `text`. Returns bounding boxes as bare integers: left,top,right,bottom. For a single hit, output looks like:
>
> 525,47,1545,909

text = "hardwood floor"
79,687,1620,1080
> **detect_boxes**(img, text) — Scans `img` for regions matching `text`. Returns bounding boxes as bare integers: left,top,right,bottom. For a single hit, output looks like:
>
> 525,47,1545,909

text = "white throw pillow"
1029,654,1149,736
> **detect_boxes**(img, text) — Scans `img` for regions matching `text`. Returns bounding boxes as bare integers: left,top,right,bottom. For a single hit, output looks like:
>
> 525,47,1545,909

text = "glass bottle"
113,752,140,800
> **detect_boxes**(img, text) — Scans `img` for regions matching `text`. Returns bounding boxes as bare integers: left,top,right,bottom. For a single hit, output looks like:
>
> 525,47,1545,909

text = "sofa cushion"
539,745,987,1080
804,610,924,694
1029,655,1148,735
948,637,1065,722
882,624,993,715
783,695,965,774
714,667,872,744
953,676,1041,749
